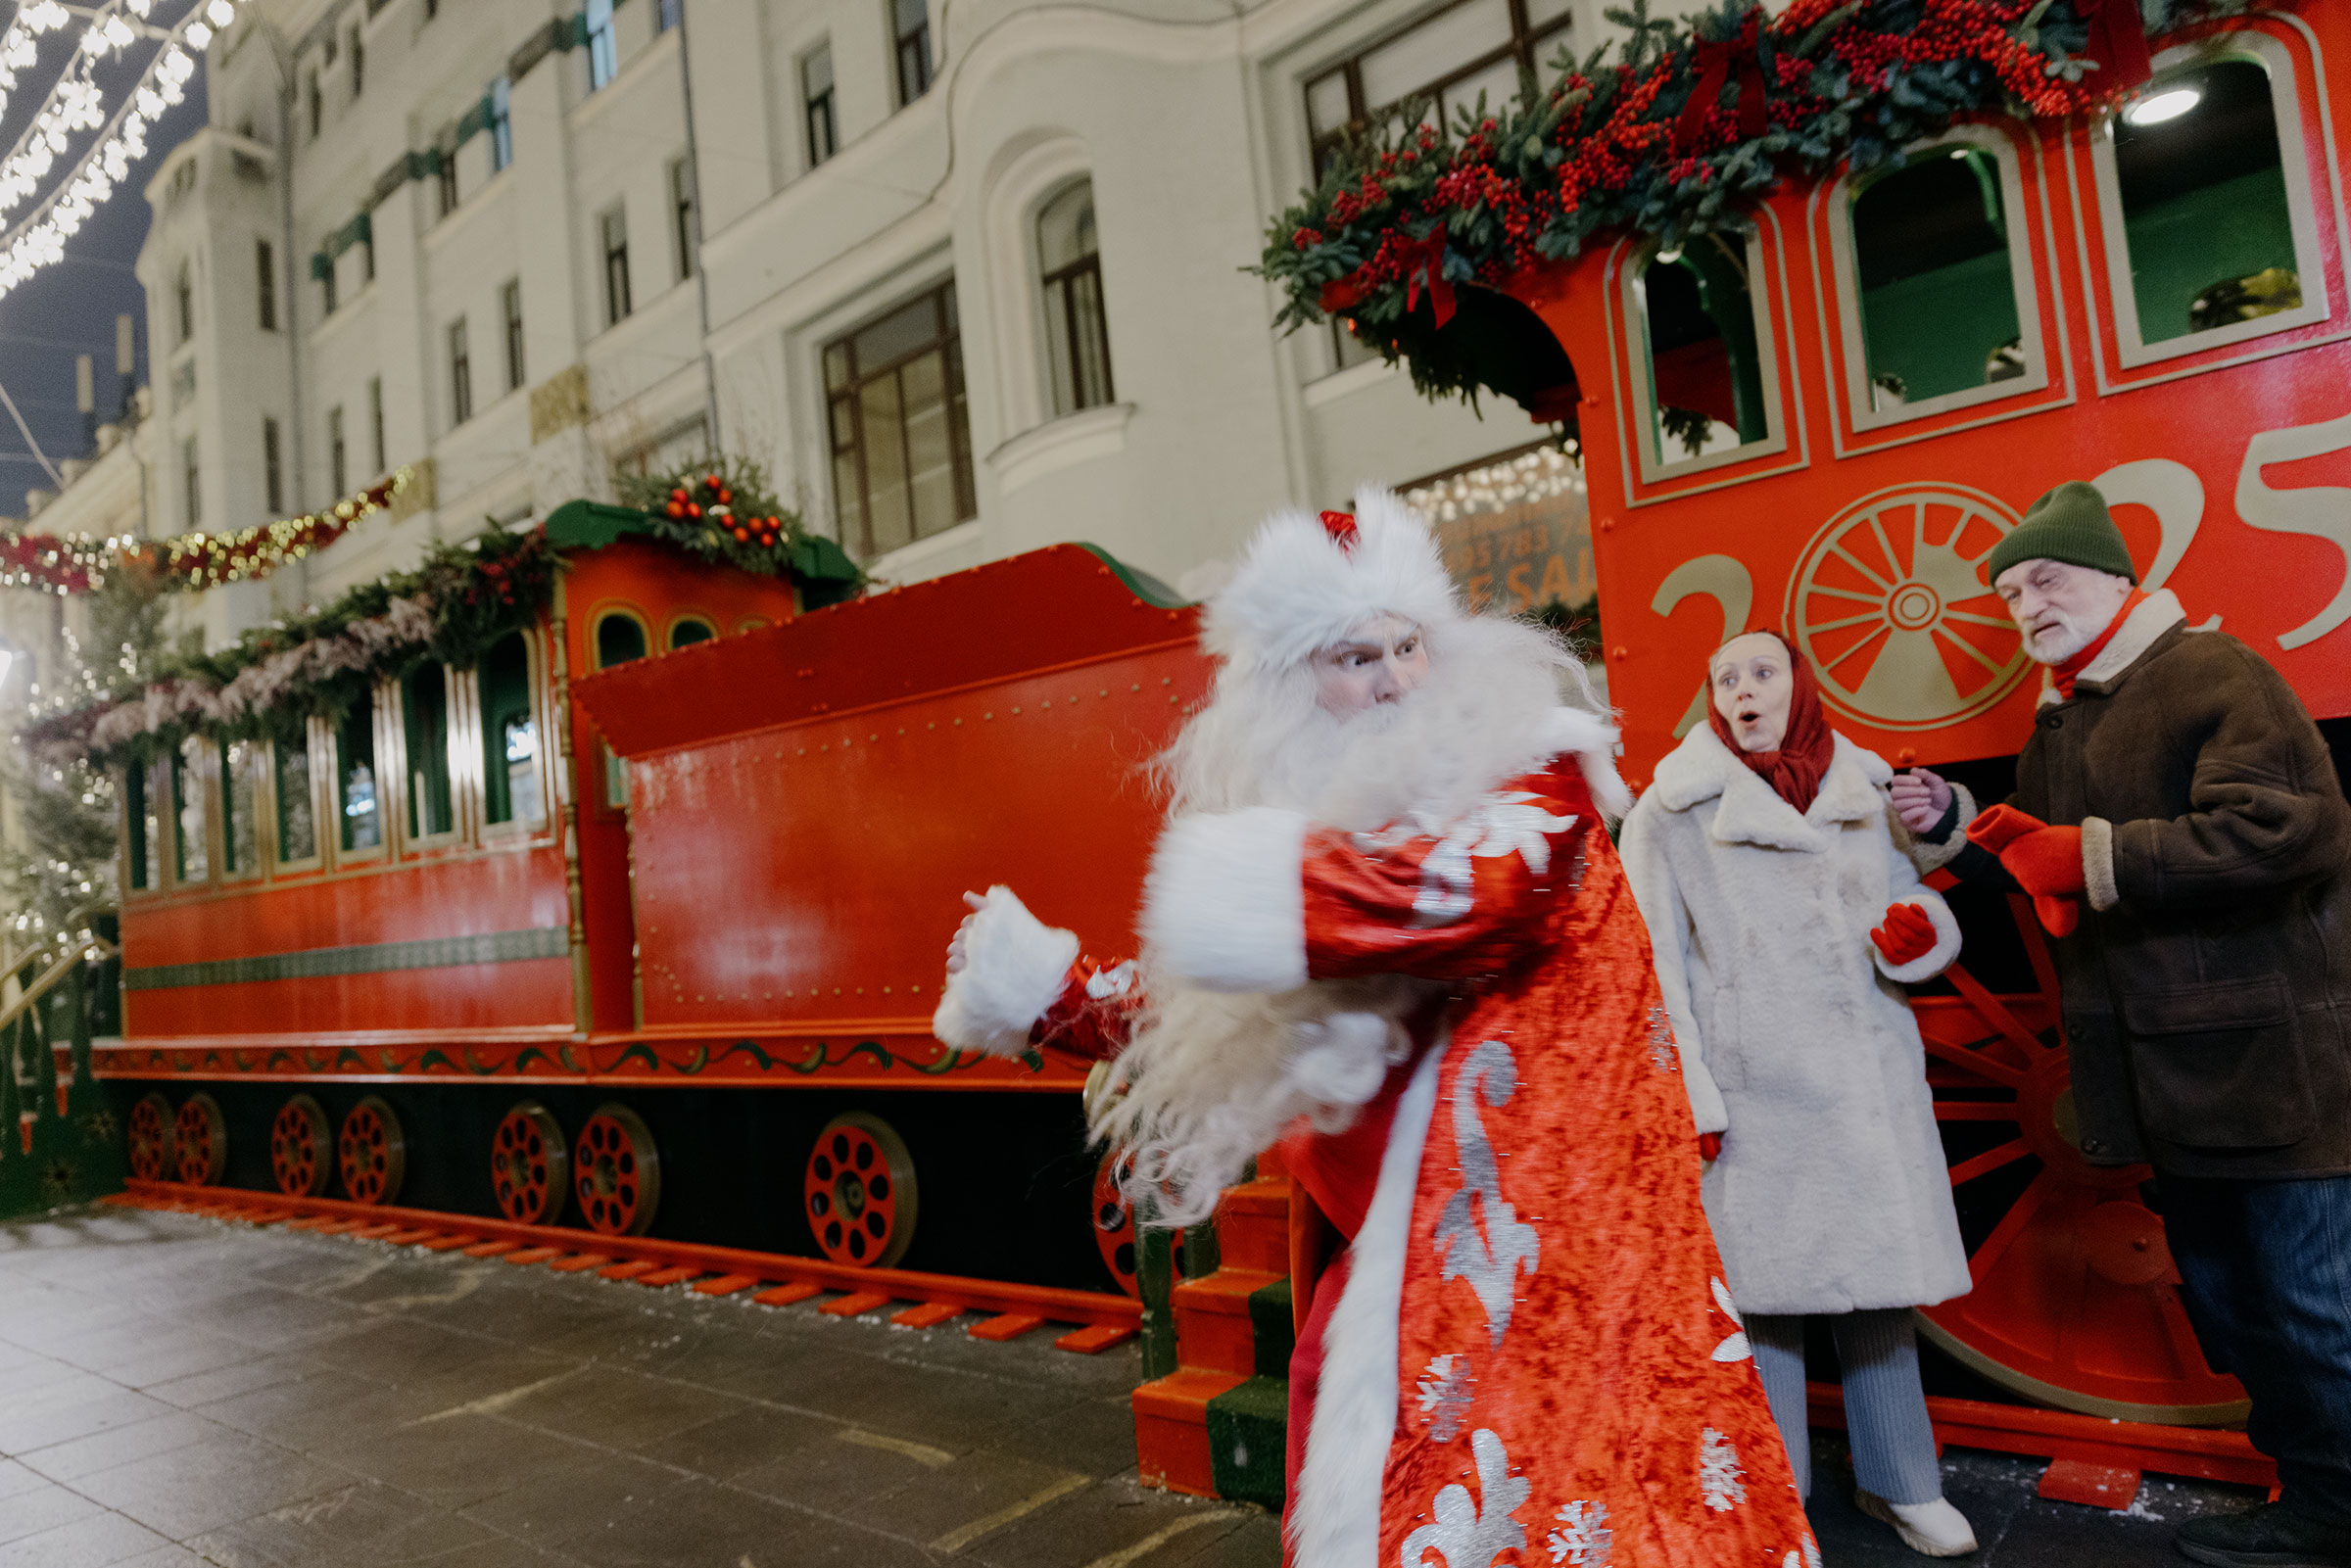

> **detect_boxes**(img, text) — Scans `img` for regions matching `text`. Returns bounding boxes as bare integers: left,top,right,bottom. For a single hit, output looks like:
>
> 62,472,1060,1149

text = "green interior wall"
2121,166,2297,342
1858,250,2020,404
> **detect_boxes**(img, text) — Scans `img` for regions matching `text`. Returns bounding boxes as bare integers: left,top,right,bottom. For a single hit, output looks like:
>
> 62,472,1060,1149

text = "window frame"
2089,30,2330,369
587,0,618,90
1619,226,1791,484
369,376,386,474
490,77,514,171
502,279,526,392
475,627,551,838
600,206,632,327
1302,0,1574,176
1036,179,1115,418
802,41,839,167
256,236,276,331
267,725,328,874
892,0,934,107
1824,124,2050,433
328,405,347,498
216,736,266,883
449,316,473,425
330,687,390,865
174,258,194,345
822,280,979,560
263,416,283,513
394,663,463,851
670,156,699,284
665,614,717,650
181,437,201,528
169,736,215,889
121,759,164,897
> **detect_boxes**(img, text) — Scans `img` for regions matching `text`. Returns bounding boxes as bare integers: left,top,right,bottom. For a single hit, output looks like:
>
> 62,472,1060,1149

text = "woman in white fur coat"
1620,630,1978,1558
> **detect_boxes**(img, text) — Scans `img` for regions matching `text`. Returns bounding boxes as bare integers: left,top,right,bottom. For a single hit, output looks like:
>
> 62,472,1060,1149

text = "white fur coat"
1619,728,1971,1316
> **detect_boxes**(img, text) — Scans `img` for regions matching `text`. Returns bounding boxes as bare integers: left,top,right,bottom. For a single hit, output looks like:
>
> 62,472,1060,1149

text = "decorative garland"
0,468,413,596
1259,0,2243,411
608,453,864,602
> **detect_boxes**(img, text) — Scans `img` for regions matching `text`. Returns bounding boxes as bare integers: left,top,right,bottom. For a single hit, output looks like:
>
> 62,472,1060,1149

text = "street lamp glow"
2124,87,2202,126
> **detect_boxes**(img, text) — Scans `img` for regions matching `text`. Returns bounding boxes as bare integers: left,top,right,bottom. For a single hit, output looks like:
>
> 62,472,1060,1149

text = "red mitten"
1966,805,2085,937
1963,802,2047,853
1698,1132,1723,1163
1870,902,1939,966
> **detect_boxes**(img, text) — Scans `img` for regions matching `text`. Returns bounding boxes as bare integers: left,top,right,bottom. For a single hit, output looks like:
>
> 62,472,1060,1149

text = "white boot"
1856,1492,1979,1557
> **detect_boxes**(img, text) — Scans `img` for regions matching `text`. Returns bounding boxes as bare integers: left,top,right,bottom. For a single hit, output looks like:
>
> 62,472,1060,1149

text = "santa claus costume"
935,491,1820,1568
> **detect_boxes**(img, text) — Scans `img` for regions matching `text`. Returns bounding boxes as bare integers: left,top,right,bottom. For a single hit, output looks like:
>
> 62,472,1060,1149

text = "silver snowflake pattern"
1699,1428,1747,1512
1780,1535,1824,1568
1546,1500,1612,1566
1647,1005,1679,1074
1400,1429,1531,1568
1416,1354,1477,1443
1708,1277,1751,1363
1434,1040,1542,1347
1411,792,1578,927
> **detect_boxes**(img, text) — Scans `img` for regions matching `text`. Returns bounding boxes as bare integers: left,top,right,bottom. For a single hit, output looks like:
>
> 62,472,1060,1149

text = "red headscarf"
1706,632,1837,815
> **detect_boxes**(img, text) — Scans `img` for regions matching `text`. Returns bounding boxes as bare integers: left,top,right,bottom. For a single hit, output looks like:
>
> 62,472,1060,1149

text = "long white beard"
2021,607,2103,664
1096,615,1597,1227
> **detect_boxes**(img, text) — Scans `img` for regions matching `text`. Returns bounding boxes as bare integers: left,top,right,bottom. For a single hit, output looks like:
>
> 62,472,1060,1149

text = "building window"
1846,142,2026,412
490,77,513,171
328,405,347,498
256,237,275,330
1304,1,1573,174
669,156,699,283
174,258,194,345
425,0,438,18
601,207,632,326
337,696,381,853
436,150,457,217
402,665,455,838
308,69,321,138
275,734,316,862
263,417,283,513
657,0,681,30
587,0,617,90
350,26,364,97
480,631,544,829
1037,180,1113,416
321,260,338,315
1633,236,1769,467
802,42,838,166
449,317,473,424
502,279,525,391
182,437,200,526
825,281,976,558
892,0,933,106
369,376,386,473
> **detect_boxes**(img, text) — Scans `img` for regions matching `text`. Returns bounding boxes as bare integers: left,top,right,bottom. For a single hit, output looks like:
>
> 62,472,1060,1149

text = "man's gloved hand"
1889,769,1952,834
1698,1131,1723,1163
1870,902,1939,966
1966,804,2086,936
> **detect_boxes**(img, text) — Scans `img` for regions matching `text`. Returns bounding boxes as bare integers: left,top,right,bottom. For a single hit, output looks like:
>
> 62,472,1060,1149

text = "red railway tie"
598,1259,659,1281
1054,1324,1137,1354
819,1291,892,1318
969,1313,1046,1342
635,1266,702,1288
691,1274,761,1298
502,1247,566,1266
752,1282,823,1307
418,1234,479,1253
890,1302,961,1329
547,1254,614,1273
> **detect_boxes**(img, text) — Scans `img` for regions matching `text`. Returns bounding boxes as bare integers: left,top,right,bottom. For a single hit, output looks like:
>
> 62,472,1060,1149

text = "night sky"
0,28,209,521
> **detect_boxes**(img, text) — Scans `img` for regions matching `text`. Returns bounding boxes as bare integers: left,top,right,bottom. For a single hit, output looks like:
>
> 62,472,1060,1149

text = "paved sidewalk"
0,1205,2265,1567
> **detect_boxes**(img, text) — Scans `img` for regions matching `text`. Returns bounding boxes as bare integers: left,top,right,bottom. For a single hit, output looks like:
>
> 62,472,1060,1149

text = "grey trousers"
1748,1307,1943,1505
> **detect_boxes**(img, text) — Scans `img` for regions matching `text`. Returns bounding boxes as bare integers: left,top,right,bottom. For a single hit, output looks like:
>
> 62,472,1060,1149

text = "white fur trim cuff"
1142,807,1310,993
1681,1054,1729,1137
1542,707,1631,821
2083,816,2120,913
931,887,1080,1058
1874,895,1962,984
1907,782,1978,874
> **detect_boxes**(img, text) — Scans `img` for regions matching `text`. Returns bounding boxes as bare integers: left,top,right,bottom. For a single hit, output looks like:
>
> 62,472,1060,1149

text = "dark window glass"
671,157,698,282
275,736,316,862
256,237,275,330
1849,146,2024,409
337,697,381,852
263,417,283,512
350,27,363,96
1038,181,1113,416
450,317,473,423
369,377,386,473
1637,236,1768,462
308,70,320,138
480,632,543,828
601,208,632,325
893,0,932,105
1304,0,1572,176
503,280,526,390
220,739,259,876
402,665,454,838
491,78,513,170
803,43,838,166
328,406,346,497
182,438,200,527
125,762,156,891
596,614,648,668
668,618,715,649
825,282,976,558
175,260,194,344
437,151,458,216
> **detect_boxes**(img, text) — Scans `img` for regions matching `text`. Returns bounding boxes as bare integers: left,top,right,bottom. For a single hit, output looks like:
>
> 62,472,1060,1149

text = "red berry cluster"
665,475,784,549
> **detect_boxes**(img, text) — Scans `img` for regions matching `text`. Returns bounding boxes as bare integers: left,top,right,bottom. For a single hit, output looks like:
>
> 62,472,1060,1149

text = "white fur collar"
1540,706,1632,822
2036,589,2186,707
1645,726,1891,851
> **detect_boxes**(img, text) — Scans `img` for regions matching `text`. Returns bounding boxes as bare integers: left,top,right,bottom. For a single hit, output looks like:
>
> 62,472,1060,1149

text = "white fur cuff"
931,887,1080,1058
1142,807,1310,993
2083,816,2120,912
1874,894,1962,984
1681,1053,1730,1136
1906,782,1978,874
1541,707,1631,822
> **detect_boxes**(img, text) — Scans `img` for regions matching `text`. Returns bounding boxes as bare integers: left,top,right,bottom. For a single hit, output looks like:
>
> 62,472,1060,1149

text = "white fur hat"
1203,487,1463,674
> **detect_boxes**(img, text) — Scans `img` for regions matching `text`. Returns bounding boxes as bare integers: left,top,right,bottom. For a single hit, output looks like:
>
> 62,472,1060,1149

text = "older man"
1895,481,2351,1568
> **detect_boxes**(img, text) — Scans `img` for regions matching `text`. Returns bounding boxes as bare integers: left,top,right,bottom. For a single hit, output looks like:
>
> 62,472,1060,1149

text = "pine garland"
1260,0,2250,410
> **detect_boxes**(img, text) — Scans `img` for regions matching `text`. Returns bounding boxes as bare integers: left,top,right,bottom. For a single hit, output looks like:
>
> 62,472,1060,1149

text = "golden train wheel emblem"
1786,484,2032,731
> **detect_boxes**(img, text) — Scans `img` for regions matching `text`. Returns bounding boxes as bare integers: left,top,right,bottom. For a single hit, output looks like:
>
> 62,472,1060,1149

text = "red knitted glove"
1698,1132,1723,1163
1967,805,2084,936
1870,902,1939,966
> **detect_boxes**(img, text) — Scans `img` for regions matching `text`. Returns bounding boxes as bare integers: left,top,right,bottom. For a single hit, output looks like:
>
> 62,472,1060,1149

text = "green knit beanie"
1986,481,2137,587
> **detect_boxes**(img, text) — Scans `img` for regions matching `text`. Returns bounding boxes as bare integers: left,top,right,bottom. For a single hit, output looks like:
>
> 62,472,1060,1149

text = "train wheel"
268,1095,332,1197
338,1097,407,1206
127,1092,175,1181
1092,1151,1141,1299
574,1104,659,1236
1915,895,2250,1424
172,1094,227,1185
491,1101,569,1225
805,1112,918,1268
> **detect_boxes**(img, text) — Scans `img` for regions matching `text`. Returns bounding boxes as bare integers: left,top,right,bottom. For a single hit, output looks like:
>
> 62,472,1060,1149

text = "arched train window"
1634,235,1768,466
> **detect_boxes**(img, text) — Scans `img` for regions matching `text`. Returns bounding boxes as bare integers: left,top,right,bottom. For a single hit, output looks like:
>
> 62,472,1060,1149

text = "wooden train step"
1169,1269,1285,1377
1132,1368,1287,1506
1211,1179,1291,1275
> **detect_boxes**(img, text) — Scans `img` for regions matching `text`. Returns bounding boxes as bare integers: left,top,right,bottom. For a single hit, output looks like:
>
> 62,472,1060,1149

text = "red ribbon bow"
1397,231,1457,328
1675,25,1770,152
2079,0,2153,91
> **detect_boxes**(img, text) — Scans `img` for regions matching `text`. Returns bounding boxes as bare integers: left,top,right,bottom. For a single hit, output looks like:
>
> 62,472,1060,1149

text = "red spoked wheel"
172,1094,227,1185
574,1104,660,1236
1915,895,2249,1424
492,1101,569,1225
337,1096,407,1206
128,1092,175,1182
268,1095,332,1197
1093,1150,1139,1300
805,1112,918,1267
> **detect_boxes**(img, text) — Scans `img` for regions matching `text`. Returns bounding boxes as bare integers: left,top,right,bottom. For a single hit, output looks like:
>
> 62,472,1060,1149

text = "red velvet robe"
1039,756,1817,1568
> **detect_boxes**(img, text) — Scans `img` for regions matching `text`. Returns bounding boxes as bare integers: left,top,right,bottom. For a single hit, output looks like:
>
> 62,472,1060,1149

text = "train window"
171,738,209,883
2103,49,2321,356
595,611,648,668
275,734,318,864
480,631,544,830
668,616,715,650
125,760,163,892
401,665,456,839
336,697,383,854
219,739,261,877
1631,235,1770,470
1847,144,2028,412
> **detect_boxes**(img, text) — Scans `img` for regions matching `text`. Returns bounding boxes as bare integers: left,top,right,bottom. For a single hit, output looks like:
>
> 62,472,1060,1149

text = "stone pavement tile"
618,1324,835,1407
554,1477,932,1568
0,1457,51,1500
456,1448,683,1547
373,1346,577,1411
184,1478,507,1568
92,1335,273,1393
1988,1497,2198,1568
113,1546,218,1568
754,1350,1086,1451
68,1428,356,1540
846,1448,1092,1552
632,1402,844,1485
1157,1509,1280,1567
997,1394,1143,1480
296,1313,515,1387
729,1423,954,1515
201,1291,375,1352
0,1478,105,1545
0,1382,177,1456
0,1509,174,1568
15,1408,220,1484
302,1409,593,1511
489,1363,756,1451
962,1477,1251,1568
191,1367,436,1449
142,1353,315,1410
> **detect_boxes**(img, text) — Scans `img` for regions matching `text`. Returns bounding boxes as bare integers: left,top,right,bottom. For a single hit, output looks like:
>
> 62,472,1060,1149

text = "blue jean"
1748,1307,1943,1505
2161,1172,2351,1526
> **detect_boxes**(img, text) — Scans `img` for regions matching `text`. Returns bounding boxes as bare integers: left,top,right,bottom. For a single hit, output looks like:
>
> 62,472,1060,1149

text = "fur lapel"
2036,589,2186,707
1645,727,1889,852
